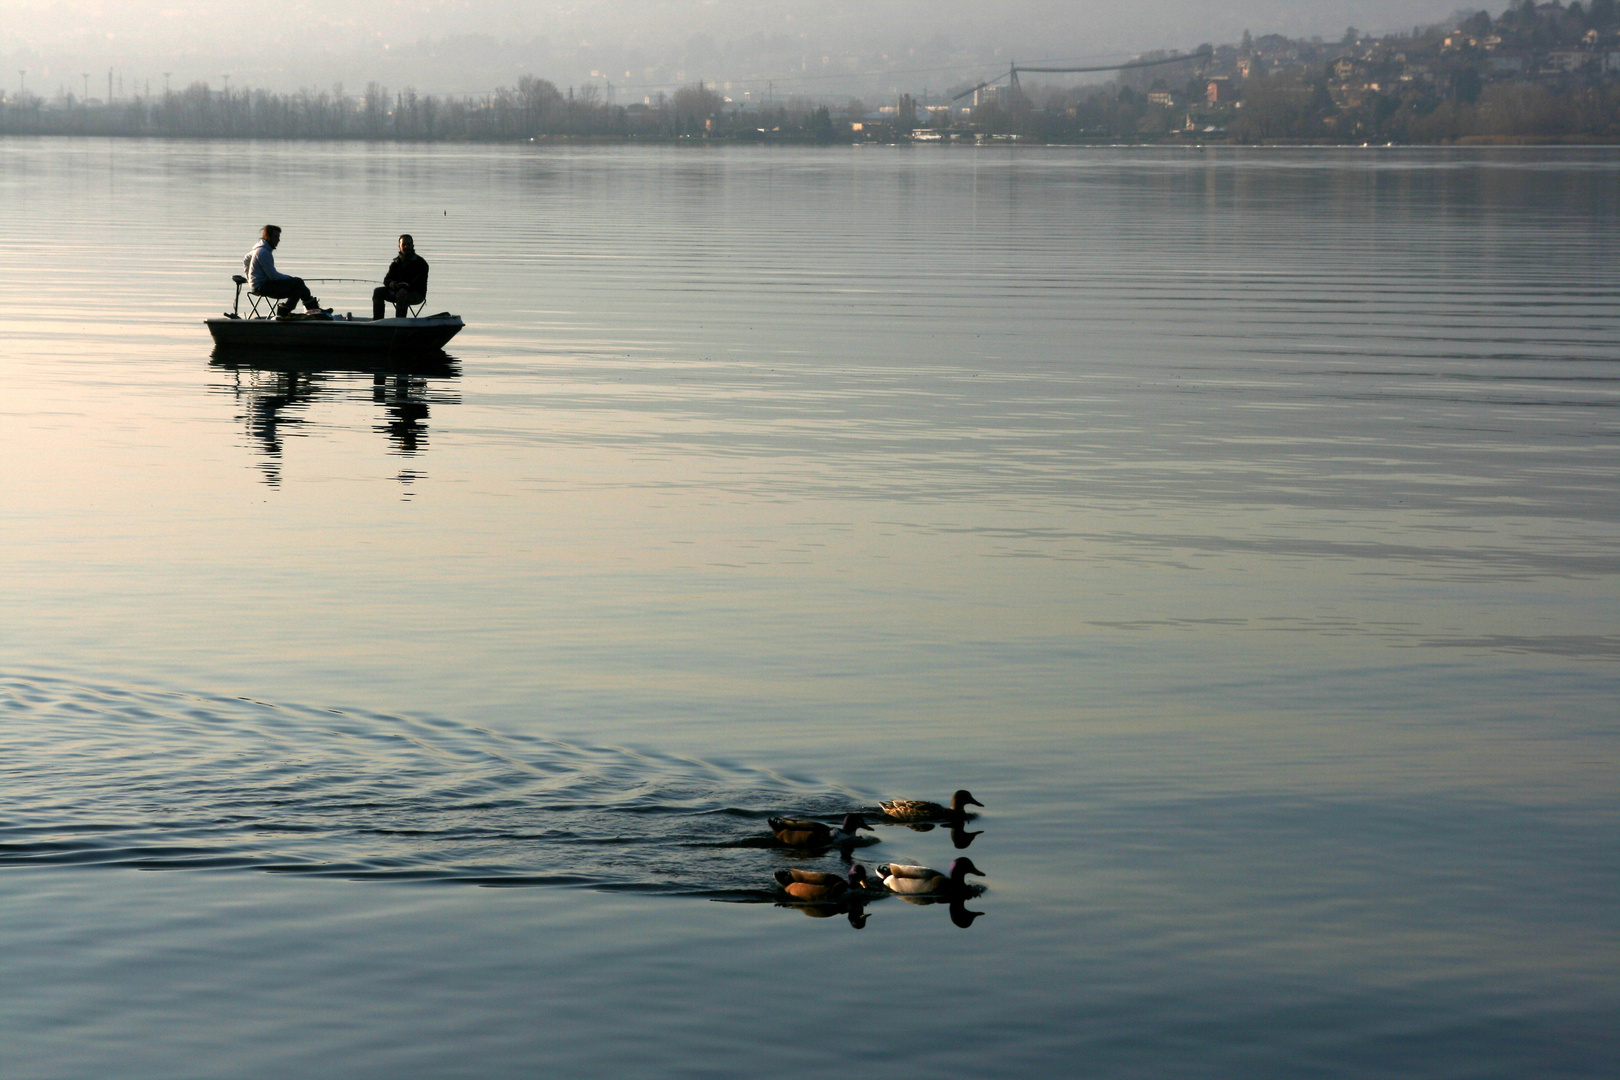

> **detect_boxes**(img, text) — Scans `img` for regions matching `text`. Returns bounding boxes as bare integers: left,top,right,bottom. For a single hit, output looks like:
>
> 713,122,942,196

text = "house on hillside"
1544,50,1595,73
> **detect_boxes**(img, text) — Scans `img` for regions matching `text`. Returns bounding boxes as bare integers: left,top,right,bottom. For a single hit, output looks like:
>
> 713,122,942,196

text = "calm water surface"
0,139,1616,1077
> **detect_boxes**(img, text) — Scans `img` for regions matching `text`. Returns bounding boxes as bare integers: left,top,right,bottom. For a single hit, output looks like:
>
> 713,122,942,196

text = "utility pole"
108,68,113,105
83,73,90,102
163,73,171,96
18,70,26,96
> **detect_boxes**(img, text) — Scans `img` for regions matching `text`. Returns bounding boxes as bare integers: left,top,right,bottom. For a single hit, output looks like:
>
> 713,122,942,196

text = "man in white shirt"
244,225,327,316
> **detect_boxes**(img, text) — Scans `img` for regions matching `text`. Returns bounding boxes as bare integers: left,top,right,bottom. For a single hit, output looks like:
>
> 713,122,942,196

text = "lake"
0,138,1616,1078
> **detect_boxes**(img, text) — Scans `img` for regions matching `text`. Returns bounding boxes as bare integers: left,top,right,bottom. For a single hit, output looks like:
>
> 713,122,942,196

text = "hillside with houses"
970,0,1620,142
3,1,1619,142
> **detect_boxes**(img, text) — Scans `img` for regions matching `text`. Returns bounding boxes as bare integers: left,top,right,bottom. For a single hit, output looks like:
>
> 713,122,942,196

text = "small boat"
207,275,463,354
207,311,464,354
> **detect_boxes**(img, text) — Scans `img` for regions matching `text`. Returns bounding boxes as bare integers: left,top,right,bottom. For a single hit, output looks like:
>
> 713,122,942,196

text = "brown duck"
773,864,871,901
767,813,875,848
878,789,983,823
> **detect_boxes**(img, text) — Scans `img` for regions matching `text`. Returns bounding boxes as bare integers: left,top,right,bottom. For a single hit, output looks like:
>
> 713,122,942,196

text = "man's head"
261,225,281,248
398,234,414,255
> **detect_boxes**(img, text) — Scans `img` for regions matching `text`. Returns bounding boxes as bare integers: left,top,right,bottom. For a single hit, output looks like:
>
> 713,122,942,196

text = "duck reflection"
210,349,459,487
886,821,983,849
890,893,986,928
949,898,984,928
775,887,983,930
776,895,873,929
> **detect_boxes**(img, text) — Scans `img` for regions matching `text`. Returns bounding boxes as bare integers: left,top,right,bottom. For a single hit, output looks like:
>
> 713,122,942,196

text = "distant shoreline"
7,0,1620,148
4,131,1620,147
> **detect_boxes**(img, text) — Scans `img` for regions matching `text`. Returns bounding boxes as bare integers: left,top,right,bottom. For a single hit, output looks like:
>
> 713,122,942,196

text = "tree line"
0,76,847,141
3,1,1618,144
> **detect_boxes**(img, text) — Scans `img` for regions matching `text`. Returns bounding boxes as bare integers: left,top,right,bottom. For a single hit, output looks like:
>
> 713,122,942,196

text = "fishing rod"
304,278,384,284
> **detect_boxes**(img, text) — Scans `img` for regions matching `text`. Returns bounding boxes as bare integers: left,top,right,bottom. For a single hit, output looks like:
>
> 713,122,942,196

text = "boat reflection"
209,348,460,488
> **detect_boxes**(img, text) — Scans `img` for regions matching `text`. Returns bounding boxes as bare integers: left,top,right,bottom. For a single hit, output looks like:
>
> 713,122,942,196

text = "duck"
773,864,871,902
878,789,983,823
877,857,985,896
767,813,876,848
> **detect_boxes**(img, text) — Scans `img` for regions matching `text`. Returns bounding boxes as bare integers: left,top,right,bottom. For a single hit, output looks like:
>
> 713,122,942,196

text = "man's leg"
394,289,425,318
258,277,319,314
288,277,322,311
372,286,392,320
255,278,296,315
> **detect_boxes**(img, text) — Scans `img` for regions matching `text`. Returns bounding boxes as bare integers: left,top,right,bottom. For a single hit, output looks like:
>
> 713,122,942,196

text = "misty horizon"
6,1,1468,101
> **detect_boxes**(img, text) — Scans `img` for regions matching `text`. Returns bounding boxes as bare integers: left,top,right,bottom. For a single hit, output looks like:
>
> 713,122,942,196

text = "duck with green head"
877,857,985,896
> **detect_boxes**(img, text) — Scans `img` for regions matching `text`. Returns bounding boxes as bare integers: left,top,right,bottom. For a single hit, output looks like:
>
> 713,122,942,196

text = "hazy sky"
5,2,1474,99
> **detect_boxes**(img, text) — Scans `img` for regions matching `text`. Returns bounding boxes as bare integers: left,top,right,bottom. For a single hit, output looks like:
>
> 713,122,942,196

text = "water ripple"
0,674,869,896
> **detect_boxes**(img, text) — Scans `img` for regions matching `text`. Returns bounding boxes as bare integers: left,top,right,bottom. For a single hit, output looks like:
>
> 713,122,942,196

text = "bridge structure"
950,46,1214,104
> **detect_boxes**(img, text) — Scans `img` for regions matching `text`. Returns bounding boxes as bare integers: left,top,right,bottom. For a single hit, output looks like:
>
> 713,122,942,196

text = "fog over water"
6,1,1467,96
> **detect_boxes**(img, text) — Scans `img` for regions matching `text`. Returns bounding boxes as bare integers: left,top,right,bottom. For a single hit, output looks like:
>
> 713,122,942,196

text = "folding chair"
231,274,280,318
375,291,426,319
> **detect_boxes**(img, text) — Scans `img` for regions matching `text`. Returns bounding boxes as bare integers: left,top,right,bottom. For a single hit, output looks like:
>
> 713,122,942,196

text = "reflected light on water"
0,140,1615,1077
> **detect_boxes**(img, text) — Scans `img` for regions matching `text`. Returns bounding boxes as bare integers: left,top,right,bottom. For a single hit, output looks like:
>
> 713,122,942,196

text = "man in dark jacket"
373,234,429,319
